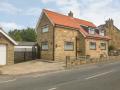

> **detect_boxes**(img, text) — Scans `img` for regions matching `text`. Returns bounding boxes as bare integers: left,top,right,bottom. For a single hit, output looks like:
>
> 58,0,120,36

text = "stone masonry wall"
77,32,85,56
36,13,54,60
54,27,79,61
0,33,14,65
85,39,108,58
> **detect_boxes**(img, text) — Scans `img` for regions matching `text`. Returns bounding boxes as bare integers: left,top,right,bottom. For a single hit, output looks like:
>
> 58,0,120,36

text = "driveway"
0,59,65,75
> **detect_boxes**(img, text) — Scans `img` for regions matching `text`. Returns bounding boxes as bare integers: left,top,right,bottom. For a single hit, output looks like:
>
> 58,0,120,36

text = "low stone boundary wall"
65,56,120,68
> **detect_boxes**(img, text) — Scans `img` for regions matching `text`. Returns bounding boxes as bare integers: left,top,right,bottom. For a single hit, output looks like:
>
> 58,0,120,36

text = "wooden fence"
65,56,120,68
14,47,37,63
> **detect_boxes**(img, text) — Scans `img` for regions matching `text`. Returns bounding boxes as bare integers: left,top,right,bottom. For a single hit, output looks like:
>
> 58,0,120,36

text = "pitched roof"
0,28,17,45
43,9,96,29
17,42,36,46
39,9,110,40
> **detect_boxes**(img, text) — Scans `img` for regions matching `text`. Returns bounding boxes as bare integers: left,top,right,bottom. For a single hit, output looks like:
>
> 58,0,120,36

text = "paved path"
0,60,120,90
0,60,64,75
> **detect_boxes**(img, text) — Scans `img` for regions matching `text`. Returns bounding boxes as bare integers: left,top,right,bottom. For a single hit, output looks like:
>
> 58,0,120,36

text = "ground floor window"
100,43,106,50
64,41,74,51
41,41,48,50
89,42,96,50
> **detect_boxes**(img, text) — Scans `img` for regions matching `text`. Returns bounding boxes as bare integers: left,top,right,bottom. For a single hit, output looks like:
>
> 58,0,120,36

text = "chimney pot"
68,11,73,17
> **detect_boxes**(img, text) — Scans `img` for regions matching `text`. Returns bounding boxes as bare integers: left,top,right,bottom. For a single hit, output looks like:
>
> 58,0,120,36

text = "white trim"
0,28,17,45
15,46,33,49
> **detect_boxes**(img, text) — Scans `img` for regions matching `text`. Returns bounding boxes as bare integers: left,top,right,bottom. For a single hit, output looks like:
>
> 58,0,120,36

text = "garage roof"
0,28,17,45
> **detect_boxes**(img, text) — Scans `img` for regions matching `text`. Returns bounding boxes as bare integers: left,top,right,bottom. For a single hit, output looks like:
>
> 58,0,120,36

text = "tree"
108,45,115,51
8,27,37,42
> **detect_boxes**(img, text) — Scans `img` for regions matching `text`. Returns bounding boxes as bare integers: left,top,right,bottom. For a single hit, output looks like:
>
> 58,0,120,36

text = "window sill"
41,50,48,51
64,50,74,51
90,49,96,50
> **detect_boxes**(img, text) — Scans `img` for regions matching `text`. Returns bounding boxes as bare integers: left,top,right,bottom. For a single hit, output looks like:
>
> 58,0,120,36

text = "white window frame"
64,42,74,51
89,42,96,50
100,43,106,50
99,30,105,36
89,27,95,34
41,42,48,50
42,25,48,33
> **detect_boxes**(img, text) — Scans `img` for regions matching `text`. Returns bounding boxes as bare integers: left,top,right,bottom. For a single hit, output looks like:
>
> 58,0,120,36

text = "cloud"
0,2,41,17
0,2,22,14
41,0,81,17
41,0,120,28
79,0,120,27
24,8,41,16
0,22,25,32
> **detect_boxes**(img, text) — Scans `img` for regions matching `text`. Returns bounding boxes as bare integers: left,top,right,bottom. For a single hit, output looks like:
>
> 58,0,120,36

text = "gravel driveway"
0,59,65,75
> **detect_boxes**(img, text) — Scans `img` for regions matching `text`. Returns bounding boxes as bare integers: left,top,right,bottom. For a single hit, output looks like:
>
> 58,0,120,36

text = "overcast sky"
0,0,120,32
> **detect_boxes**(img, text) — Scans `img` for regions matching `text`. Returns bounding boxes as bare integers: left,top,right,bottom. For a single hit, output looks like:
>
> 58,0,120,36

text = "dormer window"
88,27,95,34
99,29,105,36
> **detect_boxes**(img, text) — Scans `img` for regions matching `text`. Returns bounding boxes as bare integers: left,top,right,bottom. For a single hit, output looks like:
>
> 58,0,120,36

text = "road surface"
0,61,120,90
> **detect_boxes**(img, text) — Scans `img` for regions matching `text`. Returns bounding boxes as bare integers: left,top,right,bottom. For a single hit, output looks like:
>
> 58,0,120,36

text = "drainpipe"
76,36,77,58
53,26,55,61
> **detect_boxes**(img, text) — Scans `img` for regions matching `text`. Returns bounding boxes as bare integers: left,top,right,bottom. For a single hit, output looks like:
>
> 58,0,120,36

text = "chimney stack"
105,18,114,26
68,11,73,17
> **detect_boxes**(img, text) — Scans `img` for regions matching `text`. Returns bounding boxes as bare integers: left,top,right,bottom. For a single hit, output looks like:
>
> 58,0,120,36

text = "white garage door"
0,45,6,65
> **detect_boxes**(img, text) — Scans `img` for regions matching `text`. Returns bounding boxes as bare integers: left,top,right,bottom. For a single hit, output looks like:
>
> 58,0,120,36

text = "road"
0,61,120,90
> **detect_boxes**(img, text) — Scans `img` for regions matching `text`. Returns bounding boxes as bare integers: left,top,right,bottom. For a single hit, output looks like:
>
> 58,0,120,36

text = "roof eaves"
43,9,55,26
0,28,18,45
86,35,111,40
35,9,55,30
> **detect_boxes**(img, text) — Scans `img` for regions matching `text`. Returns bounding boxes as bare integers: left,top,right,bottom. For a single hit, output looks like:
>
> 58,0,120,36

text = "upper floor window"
100,43,106,50
89,42,96,50
88,27,95,34
99,29,105,36
41,41,48,50
42,25,48,33
64,42,74,51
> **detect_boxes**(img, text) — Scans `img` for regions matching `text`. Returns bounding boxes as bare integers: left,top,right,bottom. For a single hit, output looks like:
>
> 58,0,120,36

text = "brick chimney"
105,18,114,26
68,11,73,17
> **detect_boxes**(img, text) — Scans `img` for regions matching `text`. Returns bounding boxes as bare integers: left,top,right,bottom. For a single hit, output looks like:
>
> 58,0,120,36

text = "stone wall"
54,27,79,61
77,32,85,56
37,13,109,61
0,33,14,65
85,39,108,58
36,13,54,60
101,19,120,49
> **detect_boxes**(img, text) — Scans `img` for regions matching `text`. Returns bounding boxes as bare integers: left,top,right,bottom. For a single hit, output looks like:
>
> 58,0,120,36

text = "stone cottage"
98,19,120,50
36,9,110,61
0,28,17,65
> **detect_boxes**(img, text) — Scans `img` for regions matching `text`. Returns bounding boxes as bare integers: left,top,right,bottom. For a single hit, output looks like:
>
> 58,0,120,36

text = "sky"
0,0,120,32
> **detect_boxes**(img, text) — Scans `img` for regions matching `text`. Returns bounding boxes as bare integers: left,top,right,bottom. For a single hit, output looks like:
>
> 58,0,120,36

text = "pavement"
0,59,65,75
0,60,120,90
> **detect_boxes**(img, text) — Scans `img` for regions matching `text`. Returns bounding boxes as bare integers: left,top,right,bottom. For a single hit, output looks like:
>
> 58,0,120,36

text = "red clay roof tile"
43,9,110,40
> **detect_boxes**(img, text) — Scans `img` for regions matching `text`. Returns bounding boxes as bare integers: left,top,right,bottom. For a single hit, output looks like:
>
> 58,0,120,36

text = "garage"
0,27,17,65
0,45,6,65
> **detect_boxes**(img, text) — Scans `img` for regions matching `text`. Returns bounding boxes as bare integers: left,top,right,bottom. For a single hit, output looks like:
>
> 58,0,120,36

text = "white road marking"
48,87,57,90
85,70,114,80
33,73,48,78
0,79,16,84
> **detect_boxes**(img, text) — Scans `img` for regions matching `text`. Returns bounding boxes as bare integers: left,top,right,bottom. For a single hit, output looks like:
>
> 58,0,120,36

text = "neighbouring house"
0,27,17,65
36,9,110,61
14,42,37,63
98,19,120,50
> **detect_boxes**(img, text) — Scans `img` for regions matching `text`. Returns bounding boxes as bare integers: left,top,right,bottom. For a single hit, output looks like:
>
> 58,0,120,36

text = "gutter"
53,26,55,61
